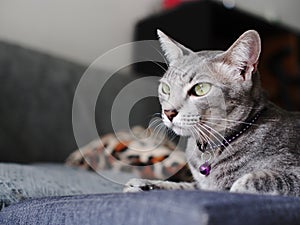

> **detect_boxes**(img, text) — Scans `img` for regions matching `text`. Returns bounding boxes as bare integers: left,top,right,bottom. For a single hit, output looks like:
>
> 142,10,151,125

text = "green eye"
161,83,170,95
190,83,211,96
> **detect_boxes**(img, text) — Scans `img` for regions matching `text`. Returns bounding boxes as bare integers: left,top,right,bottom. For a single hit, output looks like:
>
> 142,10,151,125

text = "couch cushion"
0,41,85,162
0,163,136,208
0,41,161,163
0,190,299,225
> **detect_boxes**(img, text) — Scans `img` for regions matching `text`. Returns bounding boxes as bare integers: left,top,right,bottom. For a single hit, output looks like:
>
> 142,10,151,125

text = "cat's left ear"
157,29,193,66
222,30,261,80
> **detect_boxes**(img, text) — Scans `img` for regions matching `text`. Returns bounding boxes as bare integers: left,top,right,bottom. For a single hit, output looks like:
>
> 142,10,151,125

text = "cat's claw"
123,178,159,192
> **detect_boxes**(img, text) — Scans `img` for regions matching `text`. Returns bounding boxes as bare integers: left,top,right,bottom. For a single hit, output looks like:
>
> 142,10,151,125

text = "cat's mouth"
168,120,217,140
169,123,196,137
162,112,208,136
162,117,200,137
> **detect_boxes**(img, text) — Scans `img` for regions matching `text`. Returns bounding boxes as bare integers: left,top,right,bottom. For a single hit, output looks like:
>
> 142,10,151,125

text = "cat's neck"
224,72,267,137
196,77,267,154
199,106,265,151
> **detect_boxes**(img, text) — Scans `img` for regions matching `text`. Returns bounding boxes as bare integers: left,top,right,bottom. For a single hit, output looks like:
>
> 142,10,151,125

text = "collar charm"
199,162,211,176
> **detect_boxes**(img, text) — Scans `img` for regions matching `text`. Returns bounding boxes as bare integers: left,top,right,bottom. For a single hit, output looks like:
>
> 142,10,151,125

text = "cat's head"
157,30,262,137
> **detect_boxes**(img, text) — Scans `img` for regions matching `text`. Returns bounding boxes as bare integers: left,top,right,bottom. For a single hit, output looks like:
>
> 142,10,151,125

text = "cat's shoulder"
261,102,300,137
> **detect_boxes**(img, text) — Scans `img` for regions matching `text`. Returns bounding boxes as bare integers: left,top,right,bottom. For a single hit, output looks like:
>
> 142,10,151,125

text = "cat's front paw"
123,178,160,192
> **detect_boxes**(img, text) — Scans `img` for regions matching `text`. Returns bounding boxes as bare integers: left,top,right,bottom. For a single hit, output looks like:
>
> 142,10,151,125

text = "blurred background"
1,0,300,68
0,0,299,163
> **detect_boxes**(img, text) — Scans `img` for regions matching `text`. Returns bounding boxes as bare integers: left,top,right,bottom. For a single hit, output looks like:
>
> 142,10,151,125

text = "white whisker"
202,120,239,132
148,118,162,129
145,57,168,73
149,44,169,67
198,123,233,155
197,124,227,150
193,125,215,151
200,123,234,154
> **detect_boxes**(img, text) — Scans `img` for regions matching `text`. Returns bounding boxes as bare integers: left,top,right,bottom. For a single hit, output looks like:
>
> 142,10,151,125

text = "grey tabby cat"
124,30,300,196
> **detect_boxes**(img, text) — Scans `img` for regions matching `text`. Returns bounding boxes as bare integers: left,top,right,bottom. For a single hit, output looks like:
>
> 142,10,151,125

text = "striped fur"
124,30,300,196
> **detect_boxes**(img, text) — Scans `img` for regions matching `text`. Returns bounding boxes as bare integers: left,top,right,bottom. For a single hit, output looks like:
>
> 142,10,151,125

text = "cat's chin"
171,126,192,137
163,120,192,136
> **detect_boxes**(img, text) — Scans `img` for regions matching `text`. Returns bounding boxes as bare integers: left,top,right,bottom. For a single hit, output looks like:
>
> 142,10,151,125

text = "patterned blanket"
66,126,192,182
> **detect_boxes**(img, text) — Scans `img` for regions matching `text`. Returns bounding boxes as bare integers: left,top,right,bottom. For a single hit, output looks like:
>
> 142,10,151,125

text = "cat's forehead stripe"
165,66,197,81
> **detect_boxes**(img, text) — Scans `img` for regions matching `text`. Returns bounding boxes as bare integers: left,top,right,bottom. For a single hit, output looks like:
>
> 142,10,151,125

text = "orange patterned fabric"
66,126,192,182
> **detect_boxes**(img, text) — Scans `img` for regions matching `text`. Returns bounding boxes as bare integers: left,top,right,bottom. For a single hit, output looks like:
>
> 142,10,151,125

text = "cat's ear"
157,29,192,65
223,30,261,80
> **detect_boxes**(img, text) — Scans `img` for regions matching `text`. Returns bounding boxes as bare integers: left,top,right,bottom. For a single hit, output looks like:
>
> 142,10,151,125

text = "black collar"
197,108,265,152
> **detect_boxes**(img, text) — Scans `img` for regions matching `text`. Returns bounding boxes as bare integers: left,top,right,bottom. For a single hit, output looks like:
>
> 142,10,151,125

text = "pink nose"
164,110,178,122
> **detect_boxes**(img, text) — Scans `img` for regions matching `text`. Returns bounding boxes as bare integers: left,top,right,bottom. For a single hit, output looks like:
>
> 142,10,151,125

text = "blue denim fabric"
0,164,136,207
0,190,299,225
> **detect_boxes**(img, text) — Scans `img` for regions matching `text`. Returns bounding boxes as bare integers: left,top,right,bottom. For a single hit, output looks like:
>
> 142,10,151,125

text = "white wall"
0,0,299,69
0,0,161,69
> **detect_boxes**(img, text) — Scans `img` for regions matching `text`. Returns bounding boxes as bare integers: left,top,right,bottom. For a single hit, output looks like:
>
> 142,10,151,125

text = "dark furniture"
133,0,300,110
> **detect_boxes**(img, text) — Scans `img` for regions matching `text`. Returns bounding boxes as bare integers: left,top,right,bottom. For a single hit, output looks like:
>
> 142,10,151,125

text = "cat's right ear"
221,30,261,81
157,29,192,66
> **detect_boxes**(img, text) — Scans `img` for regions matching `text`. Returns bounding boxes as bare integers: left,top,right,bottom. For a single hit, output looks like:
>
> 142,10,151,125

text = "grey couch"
0,40,299,225
0,40,160,163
